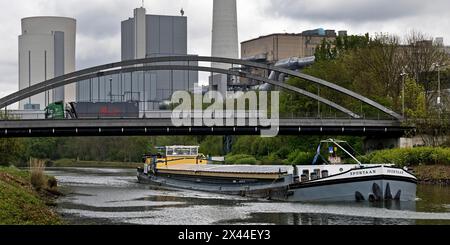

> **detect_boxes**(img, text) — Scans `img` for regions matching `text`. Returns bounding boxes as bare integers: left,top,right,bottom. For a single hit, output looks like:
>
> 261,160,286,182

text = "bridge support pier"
223,135,234,155
363,137,413,153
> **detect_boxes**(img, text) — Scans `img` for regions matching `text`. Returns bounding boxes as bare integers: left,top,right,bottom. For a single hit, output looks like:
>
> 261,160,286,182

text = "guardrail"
1,110,396,121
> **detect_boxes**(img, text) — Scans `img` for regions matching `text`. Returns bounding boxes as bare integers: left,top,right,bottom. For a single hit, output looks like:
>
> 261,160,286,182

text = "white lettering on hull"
387,169,404,175
350,169,376,176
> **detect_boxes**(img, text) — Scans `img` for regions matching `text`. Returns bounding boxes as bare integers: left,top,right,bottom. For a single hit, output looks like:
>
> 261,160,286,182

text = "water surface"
47,167,450,225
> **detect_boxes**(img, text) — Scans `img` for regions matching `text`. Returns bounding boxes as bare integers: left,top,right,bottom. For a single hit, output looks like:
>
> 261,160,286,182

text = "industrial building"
237,28,346,88
18,16,76,110
76,7,198,111
241,28,345,65
435,37,450,55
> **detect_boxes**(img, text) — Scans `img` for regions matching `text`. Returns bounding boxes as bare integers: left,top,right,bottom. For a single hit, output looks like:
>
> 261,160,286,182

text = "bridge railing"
0,109,396,121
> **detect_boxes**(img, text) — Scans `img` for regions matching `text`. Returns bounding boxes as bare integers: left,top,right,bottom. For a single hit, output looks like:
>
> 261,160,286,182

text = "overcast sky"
0,0,449,100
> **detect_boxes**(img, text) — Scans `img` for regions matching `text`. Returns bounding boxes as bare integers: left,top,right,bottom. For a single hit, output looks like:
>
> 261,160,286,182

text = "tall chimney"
211,0,238,68
210,0,239,95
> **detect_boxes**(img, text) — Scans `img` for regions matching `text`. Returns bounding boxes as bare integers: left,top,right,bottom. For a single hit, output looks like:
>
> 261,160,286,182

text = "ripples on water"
46,168,450,225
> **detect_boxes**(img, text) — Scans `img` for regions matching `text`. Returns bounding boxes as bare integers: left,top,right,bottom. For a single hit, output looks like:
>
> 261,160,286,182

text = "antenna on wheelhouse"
328,139,362,166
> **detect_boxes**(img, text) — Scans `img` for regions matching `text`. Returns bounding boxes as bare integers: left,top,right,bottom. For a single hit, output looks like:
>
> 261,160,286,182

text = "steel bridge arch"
0,56,402,120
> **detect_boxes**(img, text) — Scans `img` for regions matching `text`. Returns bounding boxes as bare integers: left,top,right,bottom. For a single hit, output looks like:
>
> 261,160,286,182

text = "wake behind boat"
137,140,417,202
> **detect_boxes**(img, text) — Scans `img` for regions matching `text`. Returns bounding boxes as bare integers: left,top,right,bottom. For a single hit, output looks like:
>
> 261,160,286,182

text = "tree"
403,78,427,119
0,138,24,166
315,33,370,61
345,34,405,111
23,138,59,160
0,112,25,166
199,136,223,156
403,31,448,109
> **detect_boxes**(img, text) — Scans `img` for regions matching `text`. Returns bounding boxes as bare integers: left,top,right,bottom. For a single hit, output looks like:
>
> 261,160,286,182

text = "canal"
47,167,450,225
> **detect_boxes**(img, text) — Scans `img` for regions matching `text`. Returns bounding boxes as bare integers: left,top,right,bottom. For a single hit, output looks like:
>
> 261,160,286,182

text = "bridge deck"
0,118,410,137
0,118,402,128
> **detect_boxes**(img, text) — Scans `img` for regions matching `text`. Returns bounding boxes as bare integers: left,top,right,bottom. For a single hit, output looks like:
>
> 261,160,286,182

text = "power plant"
18,17,76,110
15,1,246,114
13,2,339,115
76,6,198,111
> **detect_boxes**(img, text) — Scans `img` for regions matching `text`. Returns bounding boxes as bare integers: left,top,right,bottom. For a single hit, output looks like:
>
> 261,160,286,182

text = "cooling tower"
19,17,76,110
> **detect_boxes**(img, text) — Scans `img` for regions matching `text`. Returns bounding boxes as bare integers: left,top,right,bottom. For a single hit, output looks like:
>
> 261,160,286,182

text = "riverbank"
359,147,450,185
50,159,141,169
0,166,62,225
411,165,450,185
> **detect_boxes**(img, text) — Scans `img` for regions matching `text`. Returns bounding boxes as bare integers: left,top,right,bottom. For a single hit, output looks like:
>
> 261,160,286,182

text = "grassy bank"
359,148,450,183
51,159,141,169
0,166,62,225
410,165,450,185
360,147,450,167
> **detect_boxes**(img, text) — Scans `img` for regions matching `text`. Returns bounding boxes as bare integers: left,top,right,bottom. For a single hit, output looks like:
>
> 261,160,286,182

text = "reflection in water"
48,168,450,225
233,213,416,225
417,185,450,212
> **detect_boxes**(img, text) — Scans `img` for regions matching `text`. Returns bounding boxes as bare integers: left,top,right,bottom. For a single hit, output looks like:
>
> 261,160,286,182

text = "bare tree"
349,33,405,110
403,30,448,108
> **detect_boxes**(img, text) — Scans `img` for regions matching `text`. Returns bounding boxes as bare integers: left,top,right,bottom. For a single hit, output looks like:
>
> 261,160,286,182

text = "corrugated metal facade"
121,19,135,61
77,13,198,111
53,31,65,102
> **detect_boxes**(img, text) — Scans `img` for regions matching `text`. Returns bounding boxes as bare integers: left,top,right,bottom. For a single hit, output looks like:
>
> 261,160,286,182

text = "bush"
47,176,58,189
274,147,291,159
235,157,257,165
287,150,315,164
199,136,223,156
293,152,315,164
259,154,286,165
225,154,257,165
29,159,46,190
362,147,450,167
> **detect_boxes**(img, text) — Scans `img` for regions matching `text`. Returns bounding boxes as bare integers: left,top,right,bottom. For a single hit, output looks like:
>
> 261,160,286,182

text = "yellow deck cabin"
145,146,207,169
142,145,289,180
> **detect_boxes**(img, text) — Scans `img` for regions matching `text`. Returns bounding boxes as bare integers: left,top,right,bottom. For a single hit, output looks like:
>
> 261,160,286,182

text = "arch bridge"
0,56,411,138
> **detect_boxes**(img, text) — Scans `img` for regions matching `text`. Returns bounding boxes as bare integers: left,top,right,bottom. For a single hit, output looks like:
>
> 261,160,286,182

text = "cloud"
0,0,449,101
51,0,133,38
0,61,19,99
76,34,122,69
265,0,446,23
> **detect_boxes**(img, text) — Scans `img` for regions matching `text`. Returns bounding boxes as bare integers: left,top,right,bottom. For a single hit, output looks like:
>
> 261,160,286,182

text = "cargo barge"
137,140,417,202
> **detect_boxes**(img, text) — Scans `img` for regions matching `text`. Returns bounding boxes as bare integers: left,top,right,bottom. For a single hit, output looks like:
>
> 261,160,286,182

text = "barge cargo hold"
137,141,417,202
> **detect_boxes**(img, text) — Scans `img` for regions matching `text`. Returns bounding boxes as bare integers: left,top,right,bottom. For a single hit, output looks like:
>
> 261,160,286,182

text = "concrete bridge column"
223,135,234,155
363,137,413,153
